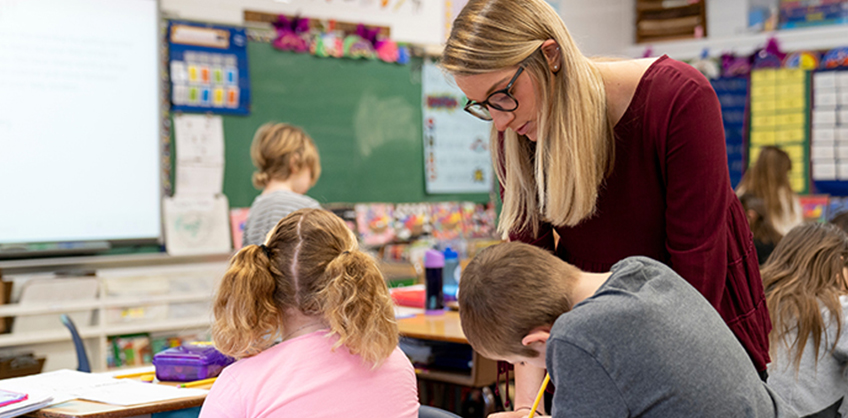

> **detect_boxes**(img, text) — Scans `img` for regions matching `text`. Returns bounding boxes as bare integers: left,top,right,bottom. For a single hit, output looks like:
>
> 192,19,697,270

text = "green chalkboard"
218,42,490,208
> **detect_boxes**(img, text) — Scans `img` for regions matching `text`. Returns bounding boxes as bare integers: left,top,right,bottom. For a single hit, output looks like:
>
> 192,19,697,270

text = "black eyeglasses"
464,66,524,121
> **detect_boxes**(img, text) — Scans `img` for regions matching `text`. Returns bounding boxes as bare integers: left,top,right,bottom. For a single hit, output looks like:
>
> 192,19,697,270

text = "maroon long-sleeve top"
505,56,771,372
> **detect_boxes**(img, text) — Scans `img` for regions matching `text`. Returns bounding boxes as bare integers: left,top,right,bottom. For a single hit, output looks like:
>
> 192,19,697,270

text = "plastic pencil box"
152,342,235,382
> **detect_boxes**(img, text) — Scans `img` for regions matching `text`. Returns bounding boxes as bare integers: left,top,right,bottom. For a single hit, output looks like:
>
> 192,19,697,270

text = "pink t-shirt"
199,330,419,418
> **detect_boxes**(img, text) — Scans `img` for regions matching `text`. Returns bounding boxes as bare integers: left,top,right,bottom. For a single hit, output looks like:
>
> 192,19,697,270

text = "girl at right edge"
199,208,419,418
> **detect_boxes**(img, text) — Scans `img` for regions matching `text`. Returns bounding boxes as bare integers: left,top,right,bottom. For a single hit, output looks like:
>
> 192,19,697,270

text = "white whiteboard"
0,0,161,244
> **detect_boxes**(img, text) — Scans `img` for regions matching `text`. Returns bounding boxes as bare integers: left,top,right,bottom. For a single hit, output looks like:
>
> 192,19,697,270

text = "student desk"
397,311,497,388
30,379,212,418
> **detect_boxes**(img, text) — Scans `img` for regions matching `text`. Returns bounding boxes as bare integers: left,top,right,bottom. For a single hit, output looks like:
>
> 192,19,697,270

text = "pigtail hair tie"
259,244,273,258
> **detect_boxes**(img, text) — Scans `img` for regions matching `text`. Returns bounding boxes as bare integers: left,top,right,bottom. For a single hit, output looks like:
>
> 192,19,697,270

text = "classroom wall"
160,0,445,46
160,0,633,56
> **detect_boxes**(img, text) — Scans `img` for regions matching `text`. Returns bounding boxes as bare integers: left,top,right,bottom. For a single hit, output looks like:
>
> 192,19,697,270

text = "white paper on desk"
0,394,54,418
75,380,207,406
0,370,107,407
173,114,225,195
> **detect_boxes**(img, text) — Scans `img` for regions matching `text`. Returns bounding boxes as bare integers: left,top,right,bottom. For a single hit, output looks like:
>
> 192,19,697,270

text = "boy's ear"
521,325,552,347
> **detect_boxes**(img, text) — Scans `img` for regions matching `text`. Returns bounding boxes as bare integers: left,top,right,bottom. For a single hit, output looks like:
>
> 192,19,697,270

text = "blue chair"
419,405,462,418
60,314,91,373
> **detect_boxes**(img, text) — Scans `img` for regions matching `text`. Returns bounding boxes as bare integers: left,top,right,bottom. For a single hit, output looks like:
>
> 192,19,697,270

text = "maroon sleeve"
494,132,556,250
659,69,731,305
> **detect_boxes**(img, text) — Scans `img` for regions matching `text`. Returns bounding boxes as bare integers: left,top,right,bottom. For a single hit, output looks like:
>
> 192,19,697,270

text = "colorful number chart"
168,21,250,115
811,69,848,195
749,68,810,193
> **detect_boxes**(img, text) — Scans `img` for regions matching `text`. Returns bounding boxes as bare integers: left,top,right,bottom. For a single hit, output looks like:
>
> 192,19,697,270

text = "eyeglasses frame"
463,66,525,121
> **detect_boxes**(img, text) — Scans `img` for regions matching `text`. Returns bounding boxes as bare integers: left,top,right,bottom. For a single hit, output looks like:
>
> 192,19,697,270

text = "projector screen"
0,0,161,245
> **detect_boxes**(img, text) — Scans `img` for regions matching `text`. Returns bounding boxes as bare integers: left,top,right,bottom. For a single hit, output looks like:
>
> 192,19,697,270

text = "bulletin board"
206,41,491,208
169,21,251,115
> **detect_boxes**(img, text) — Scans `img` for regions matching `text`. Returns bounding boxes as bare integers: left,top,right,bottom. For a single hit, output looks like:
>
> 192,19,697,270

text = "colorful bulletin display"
749,68,810,193
811,69,848,195
422,60,493,194
711,77,748,189
168,21,251,115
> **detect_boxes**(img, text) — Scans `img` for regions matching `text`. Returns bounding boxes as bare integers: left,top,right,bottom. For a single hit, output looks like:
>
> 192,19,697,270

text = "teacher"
441,0,770,415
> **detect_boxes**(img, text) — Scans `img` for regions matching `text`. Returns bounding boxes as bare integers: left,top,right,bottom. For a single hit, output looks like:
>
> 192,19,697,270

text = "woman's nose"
490,108,514,132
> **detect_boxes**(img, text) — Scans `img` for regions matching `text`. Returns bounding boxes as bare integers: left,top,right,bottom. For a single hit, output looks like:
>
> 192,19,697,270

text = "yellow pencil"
114,370,156,379
179,377,217,388
527,373,551,418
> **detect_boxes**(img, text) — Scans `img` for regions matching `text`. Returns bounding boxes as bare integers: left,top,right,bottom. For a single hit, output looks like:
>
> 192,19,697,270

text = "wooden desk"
31,379,213,418
397,311,497,388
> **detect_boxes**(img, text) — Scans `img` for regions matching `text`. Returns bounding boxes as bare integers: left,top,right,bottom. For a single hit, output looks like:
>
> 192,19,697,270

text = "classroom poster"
749,68,810,193
811,69,848,195
422,60,493,194
169,21,251,115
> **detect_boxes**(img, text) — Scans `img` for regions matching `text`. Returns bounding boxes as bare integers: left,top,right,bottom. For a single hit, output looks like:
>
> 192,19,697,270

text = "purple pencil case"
152,342,235,382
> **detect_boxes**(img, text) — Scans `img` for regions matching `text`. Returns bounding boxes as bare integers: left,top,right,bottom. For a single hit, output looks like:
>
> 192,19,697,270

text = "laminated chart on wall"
811,70,848,195
169,21,251,115
711,77,748,189
422,60,493,194
749,68,810,193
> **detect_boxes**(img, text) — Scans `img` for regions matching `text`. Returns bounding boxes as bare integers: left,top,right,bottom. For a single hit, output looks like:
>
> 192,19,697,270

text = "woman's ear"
541,39,561,73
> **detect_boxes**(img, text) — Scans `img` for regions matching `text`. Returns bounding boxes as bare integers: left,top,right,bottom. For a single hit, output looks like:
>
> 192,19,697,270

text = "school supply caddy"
152,342,234,382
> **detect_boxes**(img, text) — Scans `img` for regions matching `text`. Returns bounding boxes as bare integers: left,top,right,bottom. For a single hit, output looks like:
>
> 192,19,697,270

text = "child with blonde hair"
764,223,848,417
200,208,419,418
242,123,322,247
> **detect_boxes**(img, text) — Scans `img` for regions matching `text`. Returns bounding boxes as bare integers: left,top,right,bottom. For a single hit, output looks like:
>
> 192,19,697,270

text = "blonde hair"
441,0,613,237
762,223,848,372
212,209,398,368
737,146,797,225
458,242,578,358
250,123,321,189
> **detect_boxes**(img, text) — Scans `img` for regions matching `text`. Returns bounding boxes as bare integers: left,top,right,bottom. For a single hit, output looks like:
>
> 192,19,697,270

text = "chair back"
60,314,91,372
419,405,462,418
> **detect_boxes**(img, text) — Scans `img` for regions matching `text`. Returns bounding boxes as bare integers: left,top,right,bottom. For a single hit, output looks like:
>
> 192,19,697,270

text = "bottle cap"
424,249,444,268
443,247,458,260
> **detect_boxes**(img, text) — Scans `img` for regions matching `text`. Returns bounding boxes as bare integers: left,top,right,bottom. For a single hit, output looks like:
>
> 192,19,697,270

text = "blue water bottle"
442,247,459,301
424,249,444,314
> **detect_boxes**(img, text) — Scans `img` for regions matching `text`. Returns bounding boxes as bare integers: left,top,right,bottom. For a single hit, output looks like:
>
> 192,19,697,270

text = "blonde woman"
737,146,804,236
764,223,848,417
200,209,419,418
242,122,322,247
441,0,769,413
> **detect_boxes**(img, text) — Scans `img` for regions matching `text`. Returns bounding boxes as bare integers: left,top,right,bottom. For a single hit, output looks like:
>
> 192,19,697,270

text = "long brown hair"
459,242,579,358
441,0,613,237
737,146,797,224
762,222,848,371
212,209,398,367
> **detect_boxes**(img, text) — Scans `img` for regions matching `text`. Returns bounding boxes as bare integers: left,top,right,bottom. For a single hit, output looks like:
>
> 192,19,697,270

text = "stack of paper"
0,393,53,418
0,369,207,413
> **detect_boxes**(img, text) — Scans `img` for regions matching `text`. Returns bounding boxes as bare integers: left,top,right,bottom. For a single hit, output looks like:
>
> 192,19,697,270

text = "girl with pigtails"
199,208,419,418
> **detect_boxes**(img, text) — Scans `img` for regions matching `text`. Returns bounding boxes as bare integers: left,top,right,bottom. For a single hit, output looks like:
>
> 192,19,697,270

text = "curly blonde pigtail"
319,250,398,368
212,245,287,359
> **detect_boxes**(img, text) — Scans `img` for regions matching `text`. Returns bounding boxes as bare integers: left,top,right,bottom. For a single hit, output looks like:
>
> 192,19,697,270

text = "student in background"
740,193,783,265
201,209,418,418
831,211,848,234
458,242,795,418
242,123,322,247
736,146,803,236
764,223,848,418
